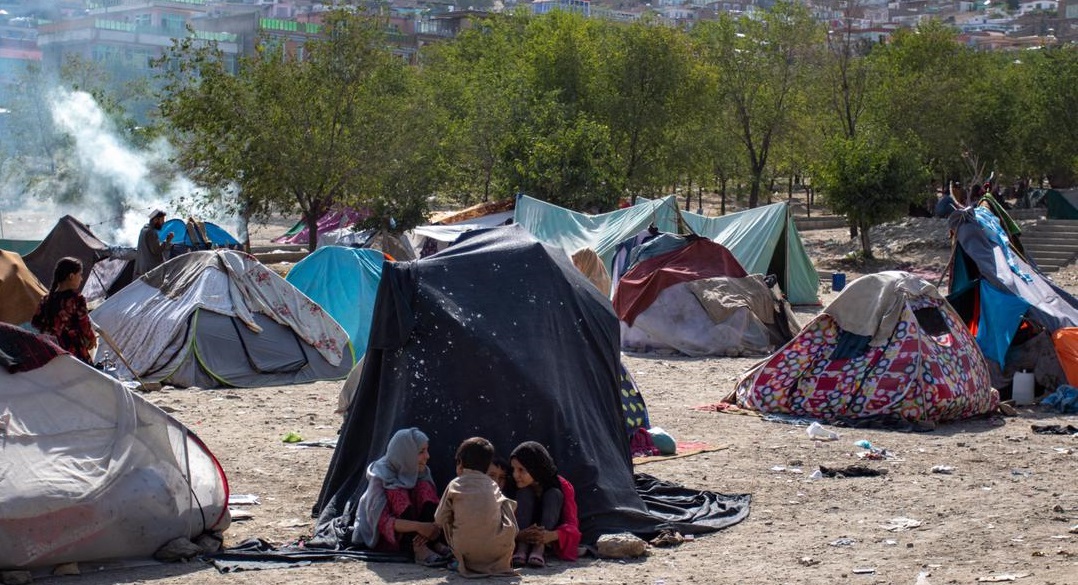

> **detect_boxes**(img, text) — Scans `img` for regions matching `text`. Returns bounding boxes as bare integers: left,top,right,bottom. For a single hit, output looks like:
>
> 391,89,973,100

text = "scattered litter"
851,567,875,575
228,508,254,520
829,538,856,547
916,571,932,585
770,465,803,473
1071,525,1078,534
228,494,260,506
1030,424,1078,435
807,422,840,441
818,465,887,478
854,439,873,450
277,518,310,528
931,465,955,474
880,517,922,531
1011,469,1032,477
809,469,824,480
882,539,898,546
287,438,338,449
281,431,303,443
799,556,819,566
1052,448,1072,454
976,573,1030,582
1040,384,1078,414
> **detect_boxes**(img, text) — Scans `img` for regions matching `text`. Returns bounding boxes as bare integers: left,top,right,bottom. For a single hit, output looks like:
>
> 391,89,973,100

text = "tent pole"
92,322,149,390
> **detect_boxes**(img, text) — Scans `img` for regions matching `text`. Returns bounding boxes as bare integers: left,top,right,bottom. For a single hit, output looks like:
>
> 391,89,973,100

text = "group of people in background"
353,428,580,577
30,210,173,366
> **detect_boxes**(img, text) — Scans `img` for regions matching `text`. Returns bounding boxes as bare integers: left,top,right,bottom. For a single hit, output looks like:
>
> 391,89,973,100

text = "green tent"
1047,189,1078,220
0,239,41,256
681,203,820,305
513,194,683,269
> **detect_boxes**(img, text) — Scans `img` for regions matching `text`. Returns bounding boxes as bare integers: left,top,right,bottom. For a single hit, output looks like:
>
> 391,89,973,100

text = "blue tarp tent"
286,246,384,360
160,219,241,250
681,203,820,305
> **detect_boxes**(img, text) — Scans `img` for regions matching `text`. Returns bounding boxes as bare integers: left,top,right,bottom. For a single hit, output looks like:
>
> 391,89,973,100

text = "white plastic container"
1012,371,1036,405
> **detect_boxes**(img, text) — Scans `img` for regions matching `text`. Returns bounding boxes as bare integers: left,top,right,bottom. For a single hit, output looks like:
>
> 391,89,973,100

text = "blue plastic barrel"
831,272,846,292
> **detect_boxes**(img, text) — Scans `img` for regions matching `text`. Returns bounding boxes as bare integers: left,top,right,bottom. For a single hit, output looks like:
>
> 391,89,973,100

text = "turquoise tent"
513,194,682,270
680,203,820,305
286,246,384,360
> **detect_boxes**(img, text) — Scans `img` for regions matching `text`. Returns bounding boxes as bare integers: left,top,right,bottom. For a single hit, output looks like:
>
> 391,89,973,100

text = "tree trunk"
806,186,812,218
720,177,728,215
748,176,761,209
858,219,873,259
787,175,794,202
697,185,704,214
684,177,693,211
306,212,321,253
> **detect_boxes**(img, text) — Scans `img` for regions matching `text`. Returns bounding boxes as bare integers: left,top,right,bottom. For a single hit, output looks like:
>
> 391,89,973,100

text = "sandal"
526,552,546,568
512,552,527,568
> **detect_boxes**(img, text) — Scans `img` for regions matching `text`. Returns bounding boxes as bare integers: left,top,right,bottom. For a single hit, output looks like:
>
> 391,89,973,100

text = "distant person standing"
135,209,173,277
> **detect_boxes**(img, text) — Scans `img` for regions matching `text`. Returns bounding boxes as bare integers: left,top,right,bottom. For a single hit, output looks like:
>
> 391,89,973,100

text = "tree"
694,2,821,208
595,18,694,203
815,134,928,258
158,11,439,250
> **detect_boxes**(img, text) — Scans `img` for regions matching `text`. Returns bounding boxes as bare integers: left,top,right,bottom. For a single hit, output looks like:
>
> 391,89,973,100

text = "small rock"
596,533,648,559
0,571,32,585
1069,525,1078,534
799,556,820,566
52,563,79,576
154,537,203,562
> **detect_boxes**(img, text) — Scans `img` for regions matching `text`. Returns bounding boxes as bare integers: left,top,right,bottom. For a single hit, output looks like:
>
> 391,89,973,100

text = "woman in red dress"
31,257,96,364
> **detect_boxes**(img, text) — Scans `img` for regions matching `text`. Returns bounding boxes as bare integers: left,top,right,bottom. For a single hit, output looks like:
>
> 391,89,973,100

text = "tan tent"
571,248,611,296
0,250,46,325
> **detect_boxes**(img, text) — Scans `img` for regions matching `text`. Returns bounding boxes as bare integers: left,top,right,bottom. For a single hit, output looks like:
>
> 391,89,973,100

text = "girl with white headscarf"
352,428,449,564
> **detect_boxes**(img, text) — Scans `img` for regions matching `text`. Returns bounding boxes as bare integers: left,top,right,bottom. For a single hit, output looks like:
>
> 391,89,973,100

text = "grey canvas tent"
92,250,354,388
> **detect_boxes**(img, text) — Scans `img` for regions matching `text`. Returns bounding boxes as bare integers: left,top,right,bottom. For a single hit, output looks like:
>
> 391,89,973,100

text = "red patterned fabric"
613,239,746,326
0,322,64,373
31,290,94,364
375,480,439,552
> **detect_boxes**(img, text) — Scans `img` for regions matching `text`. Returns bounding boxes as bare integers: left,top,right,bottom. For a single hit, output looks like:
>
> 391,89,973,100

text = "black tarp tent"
311,225,749,549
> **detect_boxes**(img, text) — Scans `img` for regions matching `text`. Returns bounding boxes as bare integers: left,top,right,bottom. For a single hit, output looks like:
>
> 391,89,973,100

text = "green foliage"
815,134,928,258
157,10,441,249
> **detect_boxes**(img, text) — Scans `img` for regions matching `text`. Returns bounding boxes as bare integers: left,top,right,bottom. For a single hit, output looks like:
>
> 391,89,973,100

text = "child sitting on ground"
510,441,582,568
435,437,519,577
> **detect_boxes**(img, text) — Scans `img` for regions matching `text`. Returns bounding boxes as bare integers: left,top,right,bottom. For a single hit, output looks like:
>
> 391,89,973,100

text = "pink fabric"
551,476,581,561
273,208,368,244
629,427,660,458
375,480,439,551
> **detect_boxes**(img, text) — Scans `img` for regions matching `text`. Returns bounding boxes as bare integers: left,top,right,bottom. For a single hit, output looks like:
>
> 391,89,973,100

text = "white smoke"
0,88,239,246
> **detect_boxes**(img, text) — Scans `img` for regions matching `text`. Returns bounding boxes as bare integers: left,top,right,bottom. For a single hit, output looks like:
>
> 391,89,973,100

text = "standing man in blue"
135,209,173,277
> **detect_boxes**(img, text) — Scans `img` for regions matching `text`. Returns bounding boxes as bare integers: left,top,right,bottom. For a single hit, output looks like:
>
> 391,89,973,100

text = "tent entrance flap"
193,312,310,386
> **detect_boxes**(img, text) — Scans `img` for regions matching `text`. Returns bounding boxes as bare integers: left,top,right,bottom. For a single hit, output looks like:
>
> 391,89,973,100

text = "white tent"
0,324,230,569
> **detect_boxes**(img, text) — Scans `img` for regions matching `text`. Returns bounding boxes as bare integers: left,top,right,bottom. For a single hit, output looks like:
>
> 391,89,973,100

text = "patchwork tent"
23,215,111,289
614,236,797,357
0,250,46,326
92,250,354,388
947,206,1078,389
0,323,230,569
734,271,999,424
286,246,384,359
160,218,242,253
681,203,820,305
311,225,749,548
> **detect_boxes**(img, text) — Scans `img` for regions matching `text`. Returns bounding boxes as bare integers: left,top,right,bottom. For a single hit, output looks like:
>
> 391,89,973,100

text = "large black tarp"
311,225,749,548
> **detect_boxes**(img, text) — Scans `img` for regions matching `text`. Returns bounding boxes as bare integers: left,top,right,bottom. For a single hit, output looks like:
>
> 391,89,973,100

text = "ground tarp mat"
311,225,749,548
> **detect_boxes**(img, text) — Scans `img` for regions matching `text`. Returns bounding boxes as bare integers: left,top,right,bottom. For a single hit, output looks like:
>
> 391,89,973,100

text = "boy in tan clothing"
435,437,519,577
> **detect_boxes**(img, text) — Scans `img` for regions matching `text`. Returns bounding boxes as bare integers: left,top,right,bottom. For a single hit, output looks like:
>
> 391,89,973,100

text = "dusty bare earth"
33,216,1078,585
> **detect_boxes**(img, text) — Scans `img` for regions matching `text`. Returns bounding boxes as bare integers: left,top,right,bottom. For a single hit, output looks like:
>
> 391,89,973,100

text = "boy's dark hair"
456,437,495,472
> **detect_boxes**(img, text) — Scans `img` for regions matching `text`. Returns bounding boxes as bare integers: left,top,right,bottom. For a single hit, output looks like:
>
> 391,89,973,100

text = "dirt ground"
33,218,1078,585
